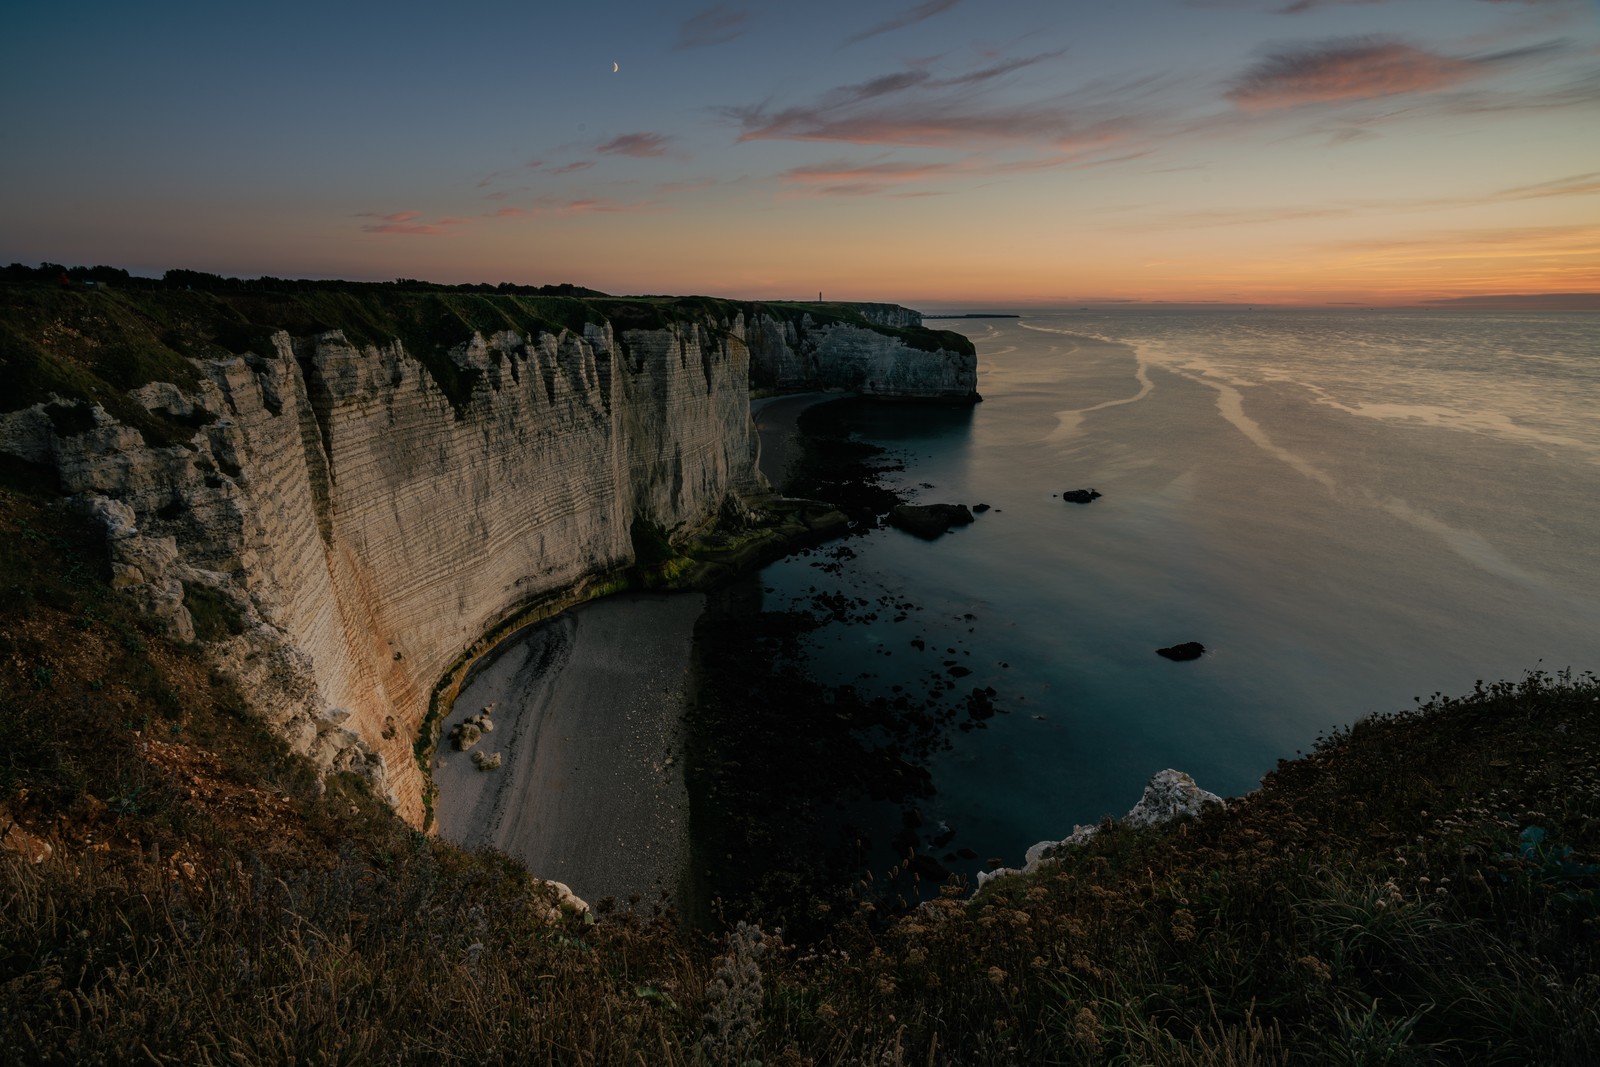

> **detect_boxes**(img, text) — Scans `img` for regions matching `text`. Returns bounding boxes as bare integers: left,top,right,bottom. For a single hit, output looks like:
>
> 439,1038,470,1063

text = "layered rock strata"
1,299,974,825
3,317,765,823
745,313,977,402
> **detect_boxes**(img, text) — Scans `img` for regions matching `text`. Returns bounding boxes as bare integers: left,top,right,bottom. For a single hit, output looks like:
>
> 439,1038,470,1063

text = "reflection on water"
753,310,1600,886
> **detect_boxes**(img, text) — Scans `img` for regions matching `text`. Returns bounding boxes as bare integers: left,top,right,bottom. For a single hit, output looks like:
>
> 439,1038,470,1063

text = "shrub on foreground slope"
1,466,1595,1064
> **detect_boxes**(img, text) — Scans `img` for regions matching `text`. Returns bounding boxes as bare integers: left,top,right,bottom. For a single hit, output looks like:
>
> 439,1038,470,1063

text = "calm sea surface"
756,309,1600,878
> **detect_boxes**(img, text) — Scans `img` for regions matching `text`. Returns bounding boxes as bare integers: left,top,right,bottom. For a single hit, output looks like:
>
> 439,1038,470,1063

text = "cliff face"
3,316,760,823
745,312,977,402
0,292,973,825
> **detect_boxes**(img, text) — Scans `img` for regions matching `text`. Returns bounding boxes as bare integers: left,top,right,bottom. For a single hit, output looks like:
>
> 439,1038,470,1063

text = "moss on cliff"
1,281,971,427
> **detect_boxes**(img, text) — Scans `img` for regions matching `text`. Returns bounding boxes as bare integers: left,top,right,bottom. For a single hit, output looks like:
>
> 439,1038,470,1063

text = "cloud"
726,51,1114,150
358,211,471,235
776,147,1149,198
782,160,956,186
677,4,749,49
357,210,422,223
1136,171,1600,231
1274,0,1385,13
735,98,1134,150
1196,0,1565,11
597,132,672,158
1225,37,1571,112
561,197,656,214
549,161,595,175
1227,38,1489,110
844,0,962,46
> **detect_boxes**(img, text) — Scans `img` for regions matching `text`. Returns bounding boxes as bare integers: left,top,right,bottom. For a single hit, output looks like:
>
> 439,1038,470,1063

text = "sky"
2,0,1597,306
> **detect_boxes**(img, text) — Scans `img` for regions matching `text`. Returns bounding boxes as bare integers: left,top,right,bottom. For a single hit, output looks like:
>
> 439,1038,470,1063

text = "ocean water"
755,309,1600,880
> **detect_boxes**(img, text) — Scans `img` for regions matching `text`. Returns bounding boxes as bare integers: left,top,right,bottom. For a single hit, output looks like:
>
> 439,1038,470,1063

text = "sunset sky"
3,0,1597,306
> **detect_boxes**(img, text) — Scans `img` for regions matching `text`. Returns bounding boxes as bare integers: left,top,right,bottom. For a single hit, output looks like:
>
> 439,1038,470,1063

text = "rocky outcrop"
1157,642,1206,661
888,503,975,539
745,313,976,402
977,770,1223,890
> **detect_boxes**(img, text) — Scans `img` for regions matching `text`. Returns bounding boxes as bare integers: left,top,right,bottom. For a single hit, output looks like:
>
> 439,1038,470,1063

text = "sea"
751,308,1600,884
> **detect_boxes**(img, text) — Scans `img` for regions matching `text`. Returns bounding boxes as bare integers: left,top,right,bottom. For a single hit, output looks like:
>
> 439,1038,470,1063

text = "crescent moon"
612,62,619,73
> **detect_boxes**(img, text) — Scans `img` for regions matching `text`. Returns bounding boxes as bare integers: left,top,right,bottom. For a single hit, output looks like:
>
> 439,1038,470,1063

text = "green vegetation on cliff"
1,460,1595,1062
1,268,973,425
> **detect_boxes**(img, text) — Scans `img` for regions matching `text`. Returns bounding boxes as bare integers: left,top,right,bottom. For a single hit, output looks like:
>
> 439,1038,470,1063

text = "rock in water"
1062,488,1101,504
888,503,975,539
972,503,991,513
1156,642,1205,661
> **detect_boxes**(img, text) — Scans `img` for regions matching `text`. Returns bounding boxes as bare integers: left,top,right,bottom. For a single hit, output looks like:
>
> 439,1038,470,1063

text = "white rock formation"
746,313,977,402
0,303,967,827
0,315,767,823
977,769,1223,890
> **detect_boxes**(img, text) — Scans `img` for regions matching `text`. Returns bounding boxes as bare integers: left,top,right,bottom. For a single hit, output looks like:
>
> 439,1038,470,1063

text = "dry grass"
1,463,1595,1064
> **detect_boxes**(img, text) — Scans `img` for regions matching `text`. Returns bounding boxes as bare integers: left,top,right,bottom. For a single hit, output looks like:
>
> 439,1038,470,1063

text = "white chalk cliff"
746,313,977,401
1,304,974,825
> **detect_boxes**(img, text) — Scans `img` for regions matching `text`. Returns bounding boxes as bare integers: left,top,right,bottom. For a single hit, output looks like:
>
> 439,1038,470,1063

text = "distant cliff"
0,287,974,823
745,306,977,402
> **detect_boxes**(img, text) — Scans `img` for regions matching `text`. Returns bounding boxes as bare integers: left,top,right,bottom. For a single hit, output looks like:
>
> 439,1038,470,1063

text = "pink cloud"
549,161,594,175
597,132,672,158
782,160,955,185
357,210,423,223
1227,39,1486,110
358,211,471,236
726,52,1130,151
560,197,655,214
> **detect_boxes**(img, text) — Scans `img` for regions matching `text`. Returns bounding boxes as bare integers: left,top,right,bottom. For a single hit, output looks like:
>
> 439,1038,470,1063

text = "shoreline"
429,389,856,908
752,390,850,488
431,592,705,908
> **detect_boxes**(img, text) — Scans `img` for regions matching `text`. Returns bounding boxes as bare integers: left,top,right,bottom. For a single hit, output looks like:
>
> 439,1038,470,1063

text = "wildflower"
1074,1007,1103,1055
987,966,1007,986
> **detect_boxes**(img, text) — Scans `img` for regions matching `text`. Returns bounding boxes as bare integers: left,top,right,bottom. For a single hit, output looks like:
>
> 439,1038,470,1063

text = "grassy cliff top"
1,461,1594,1062
0,273,973,429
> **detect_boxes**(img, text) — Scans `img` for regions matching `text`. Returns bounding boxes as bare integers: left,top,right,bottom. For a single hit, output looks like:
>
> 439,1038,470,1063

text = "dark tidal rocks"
972,503,991,513
1156,642,1206,661
888,503,975,539
1062,488,1102,504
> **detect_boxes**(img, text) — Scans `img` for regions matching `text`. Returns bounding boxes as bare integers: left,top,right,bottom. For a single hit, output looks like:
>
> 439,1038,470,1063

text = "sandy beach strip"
752,391,848,489
432,592,705,908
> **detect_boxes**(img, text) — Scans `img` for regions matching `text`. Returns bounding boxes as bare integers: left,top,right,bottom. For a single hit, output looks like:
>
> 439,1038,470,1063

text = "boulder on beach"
888,503,975,539
1156,642,1206,661
1062,488,1102,504
453,721,483,750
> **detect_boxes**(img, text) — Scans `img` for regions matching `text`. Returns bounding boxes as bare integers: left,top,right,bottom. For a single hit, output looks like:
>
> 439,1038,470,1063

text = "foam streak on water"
755,308,1600,882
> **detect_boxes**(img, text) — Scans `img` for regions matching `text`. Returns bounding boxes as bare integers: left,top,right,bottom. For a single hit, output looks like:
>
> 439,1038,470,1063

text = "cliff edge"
0,285,972,824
